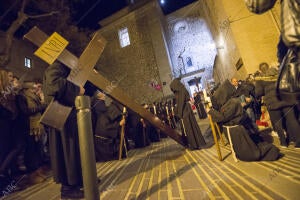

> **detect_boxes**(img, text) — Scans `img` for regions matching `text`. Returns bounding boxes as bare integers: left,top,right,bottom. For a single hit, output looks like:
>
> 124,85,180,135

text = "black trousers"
269,106,300,144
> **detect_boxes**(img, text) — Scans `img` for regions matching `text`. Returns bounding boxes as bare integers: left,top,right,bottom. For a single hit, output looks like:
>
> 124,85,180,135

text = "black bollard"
75,96,99,200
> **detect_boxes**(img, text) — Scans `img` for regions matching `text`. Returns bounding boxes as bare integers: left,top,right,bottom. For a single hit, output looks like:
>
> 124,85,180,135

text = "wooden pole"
119,107,127,160
208,114,222,161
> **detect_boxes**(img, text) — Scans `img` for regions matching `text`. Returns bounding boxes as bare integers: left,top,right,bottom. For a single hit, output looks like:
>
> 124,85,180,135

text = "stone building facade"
96,2,166,104
3,0,281,103
96,1,212,102
95,0,281,101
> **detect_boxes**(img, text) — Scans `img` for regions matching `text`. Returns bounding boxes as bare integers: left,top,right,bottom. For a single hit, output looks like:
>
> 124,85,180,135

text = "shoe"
28,171,46,184
277,153,285,159
36,167,50,178
280,139,288,148
40,164,51,172
294,142,300,149
61,185,84,199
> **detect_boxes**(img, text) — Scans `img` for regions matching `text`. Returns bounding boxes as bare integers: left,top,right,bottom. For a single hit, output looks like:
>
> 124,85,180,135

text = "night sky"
72,0,128,29
0,0,197,31
71,0,198,29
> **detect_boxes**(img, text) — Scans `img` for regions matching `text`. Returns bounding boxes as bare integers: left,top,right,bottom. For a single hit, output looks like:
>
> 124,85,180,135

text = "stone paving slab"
4,118,300,200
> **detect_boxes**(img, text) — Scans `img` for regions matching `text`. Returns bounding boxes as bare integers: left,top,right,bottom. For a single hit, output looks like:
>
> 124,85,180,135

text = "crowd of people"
0,69,49,193
0,66,189,198
2,61,300,197
0,1,299,198
207,62,300,161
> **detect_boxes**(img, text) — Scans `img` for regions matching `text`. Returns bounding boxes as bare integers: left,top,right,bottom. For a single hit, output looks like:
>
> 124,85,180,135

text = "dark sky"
72,0,128,29
73,0,197,29
0,0,197,31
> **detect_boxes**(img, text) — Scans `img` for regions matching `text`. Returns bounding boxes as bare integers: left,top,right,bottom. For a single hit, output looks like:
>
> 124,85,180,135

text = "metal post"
75,96,99,200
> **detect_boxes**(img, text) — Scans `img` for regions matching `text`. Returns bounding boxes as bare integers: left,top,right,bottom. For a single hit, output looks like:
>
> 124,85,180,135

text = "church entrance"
181,74,203,97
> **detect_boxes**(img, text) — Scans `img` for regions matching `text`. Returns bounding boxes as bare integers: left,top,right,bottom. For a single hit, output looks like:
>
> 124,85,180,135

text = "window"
186,57,193,67
118,27,130,48
25,57,32,68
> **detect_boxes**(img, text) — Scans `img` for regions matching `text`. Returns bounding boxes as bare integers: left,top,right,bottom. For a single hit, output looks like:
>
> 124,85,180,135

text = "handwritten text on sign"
34,32,69,64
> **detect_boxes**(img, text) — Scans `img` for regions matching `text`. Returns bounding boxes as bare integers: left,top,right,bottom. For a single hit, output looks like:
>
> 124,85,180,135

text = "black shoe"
61,185,84,199
200,141,214,149
277,153,285,159
295,142,300,149
280,138,288,148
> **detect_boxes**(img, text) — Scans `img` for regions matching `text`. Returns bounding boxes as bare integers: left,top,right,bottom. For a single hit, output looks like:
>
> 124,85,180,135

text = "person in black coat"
0,69,18,190
92,93,126,161
193,92,207,119
255,78,300,147
170,78,206,150
1,83,47,186
208,95,280,161
208,79,281,161
42,62,85,199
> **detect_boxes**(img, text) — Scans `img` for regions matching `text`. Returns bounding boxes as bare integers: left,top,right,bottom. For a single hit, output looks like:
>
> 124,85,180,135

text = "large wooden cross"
24,27,187,147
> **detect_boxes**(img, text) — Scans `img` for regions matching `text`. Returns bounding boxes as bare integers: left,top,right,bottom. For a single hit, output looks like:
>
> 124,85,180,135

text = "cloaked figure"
170,78,206,150
92,92,127,162
208,80,280,161
42,62,85,199
193,92,207,119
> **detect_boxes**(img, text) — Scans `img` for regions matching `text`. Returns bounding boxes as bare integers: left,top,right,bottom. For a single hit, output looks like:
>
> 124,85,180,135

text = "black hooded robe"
170,78,206,149
224,125,279,161
93,100,126,161
43,62,82,186
194,92,207,119
209,97,279,161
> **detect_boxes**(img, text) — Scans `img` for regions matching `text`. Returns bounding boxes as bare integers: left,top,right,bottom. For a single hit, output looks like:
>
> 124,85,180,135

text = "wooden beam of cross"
24,27,106,130
24,26,187,147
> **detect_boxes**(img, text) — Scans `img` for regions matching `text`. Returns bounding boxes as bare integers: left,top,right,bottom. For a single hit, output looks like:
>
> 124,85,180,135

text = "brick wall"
96,3,165,104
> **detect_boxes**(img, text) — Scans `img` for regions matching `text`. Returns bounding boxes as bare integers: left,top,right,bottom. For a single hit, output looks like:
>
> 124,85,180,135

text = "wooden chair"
223,125,239,162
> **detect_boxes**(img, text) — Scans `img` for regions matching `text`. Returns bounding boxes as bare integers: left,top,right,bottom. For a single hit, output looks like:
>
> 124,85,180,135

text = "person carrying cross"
43,61,85,199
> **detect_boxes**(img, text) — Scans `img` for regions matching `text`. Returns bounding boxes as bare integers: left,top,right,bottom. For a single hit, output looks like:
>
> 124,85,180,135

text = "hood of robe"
211,79,235,110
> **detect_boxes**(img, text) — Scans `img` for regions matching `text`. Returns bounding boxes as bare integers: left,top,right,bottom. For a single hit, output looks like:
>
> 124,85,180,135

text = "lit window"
118,27,130,48
25,57,32,68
